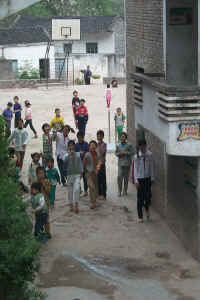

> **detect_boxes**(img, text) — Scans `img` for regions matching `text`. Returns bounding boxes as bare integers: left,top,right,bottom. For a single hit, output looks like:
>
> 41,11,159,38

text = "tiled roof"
0,15,118,45
0,26,49,45
14,15,116,34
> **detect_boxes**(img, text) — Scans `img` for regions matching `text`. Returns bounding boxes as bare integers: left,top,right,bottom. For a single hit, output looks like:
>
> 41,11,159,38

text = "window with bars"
86,43,98,54
63,43,72,54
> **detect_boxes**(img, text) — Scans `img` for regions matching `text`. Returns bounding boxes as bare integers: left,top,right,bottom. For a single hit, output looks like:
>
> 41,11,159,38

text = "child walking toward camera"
75,99,88,135
83,141,101,209
55,125,75,186
24,100,38,138
30,182,48,241
115,132,134,197
40,123,55,168
114,107,126,141
13,96,22,128
75,131,89,197
36,166,52,238
134,139,154,223
97,130,107,200
9,119,28,170
63,140,83,213
50,108,65,132
28,152,41,185
2,102,13,136
46,158,61,209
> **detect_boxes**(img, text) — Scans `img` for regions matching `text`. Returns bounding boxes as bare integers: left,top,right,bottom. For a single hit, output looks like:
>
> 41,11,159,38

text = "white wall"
3,44,55,78
54,32,115,55
83,32,115,54
135,82,169,144
135,82,200,157
62,55,108,82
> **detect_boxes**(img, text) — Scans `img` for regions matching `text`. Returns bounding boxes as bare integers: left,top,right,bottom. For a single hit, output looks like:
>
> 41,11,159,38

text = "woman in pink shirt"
24,100,38,138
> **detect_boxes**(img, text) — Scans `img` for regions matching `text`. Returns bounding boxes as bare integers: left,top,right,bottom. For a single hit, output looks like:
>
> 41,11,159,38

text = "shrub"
0,116,43,300
18,63,40,80
91,74,101,79
75,78,84,85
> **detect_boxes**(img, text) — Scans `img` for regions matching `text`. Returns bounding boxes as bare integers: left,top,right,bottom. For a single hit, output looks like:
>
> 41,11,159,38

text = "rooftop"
0,15,119,45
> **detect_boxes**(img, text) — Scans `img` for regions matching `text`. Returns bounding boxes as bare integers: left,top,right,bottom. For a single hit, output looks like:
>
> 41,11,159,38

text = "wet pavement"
39,252,195,300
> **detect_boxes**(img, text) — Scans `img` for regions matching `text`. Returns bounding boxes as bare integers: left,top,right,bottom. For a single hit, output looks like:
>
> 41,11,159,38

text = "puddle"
40,251,178,300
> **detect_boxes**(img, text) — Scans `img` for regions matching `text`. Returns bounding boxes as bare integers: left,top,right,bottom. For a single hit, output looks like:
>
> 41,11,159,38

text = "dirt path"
1,85,200,300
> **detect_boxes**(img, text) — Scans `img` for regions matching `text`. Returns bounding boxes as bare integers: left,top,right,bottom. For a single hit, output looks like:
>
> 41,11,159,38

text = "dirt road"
1,85,200,300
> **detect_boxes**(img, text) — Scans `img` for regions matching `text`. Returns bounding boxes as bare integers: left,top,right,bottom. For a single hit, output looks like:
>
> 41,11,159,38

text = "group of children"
3,96,38,138
4,89,154,242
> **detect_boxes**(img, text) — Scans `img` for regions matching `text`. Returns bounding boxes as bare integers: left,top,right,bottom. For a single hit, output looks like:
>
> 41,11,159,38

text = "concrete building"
0,15,125,82
126,0,200,259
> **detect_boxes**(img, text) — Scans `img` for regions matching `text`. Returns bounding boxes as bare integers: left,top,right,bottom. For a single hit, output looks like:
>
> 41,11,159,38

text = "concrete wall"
126,0,164,73
134,82,169,144
0,59,15,80
166,0,197,85
3,43,55,79
0,0,40,19
167,155,199,259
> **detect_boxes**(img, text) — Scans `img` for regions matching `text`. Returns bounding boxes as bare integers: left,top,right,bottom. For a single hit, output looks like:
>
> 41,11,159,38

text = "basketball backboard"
52,19,80,40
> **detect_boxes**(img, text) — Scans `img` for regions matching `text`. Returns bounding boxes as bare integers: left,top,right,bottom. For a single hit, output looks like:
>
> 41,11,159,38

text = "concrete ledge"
103,77,126,85
130,73,200,95
0,79,38,89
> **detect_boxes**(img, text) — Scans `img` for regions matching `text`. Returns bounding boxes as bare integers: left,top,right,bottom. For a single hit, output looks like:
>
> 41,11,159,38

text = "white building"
0,15,125,82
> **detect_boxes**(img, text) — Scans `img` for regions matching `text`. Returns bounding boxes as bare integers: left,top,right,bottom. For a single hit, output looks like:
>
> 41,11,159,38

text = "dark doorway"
39,59,50,79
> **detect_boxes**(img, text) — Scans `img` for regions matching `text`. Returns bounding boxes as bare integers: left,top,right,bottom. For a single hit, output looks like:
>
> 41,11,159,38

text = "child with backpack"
114,107,126,141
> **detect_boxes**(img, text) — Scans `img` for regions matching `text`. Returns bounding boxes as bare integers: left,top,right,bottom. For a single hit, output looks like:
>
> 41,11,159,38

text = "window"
55,59,65,79
86,43,98,54
11,60,18,73
64,43,72,54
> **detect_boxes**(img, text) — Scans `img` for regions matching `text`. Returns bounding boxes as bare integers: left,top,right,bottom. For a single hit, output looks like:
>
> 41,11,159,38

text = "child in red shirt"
75,99,88,135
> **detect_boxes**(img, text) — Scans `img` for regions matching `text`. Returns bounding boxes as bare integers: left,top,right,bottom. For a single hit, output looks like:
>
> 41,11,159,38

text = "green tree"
0,116,43,300
23,0,124,17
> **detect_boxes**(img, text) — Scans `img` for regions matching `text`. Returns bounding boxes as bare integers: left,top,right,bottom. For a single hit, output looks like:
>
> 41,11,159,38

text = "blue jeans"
34,213,48,237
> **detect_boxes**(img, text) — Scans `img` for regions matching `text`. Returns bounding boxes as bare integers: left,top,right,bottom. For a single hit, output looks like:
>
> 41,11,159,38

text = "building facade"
0,15,125,82
126,0,200,259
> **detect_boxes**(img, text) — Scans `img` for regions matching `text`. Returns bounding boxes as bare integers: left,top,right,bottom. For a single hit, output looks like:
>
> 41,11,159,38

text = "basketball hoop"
52,19,80,41
61,26,71,39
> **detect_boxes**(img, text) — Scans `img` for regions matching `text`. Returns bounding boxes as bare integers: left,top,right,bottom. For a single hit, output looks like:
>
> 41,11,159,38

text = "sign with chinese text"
177,122,200,141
